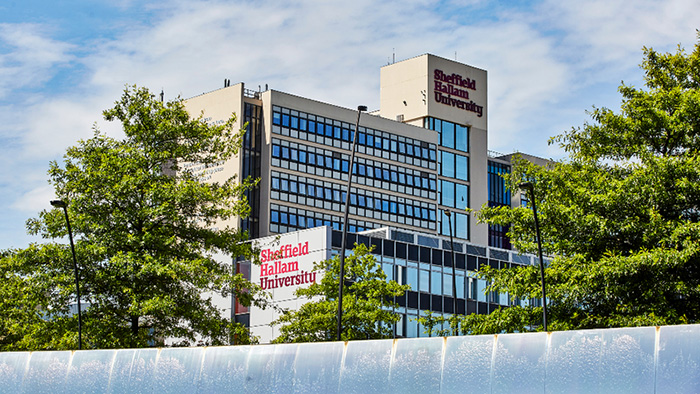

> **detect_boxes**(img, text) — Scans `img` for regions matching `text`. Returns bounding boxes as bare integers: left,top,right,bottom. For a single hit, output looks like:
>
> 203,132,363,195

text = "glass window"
406,144,414,156
272,145,281,158
273,112,281,125
359,132,366,145
298,151,306,163
272,177,280,190
442,180,455,207
407,267,418,291
366,134,374,147
271,210,279,223
308,120,316,132
281,147,290,159
290,181,297,194
456,184,469,209
299,183,306,195
299,118,307,131
442,121,455,149
431,271,442,295
441,151,455,178
342,160,349,173
456,275,465,298
282,114,290,127
456,155,468,181
308,153,316,166
456,125,468,152
334,126,341,139
325,124,333,137
420,270,430,293
291,148,298,162
443,273,453,296
291,116,298,129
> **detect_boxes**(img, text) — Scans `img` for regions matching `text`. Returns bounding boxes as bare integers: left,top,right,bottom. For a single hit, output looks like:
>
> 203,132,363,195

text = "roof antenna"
393,48,395,64
159,89,164,103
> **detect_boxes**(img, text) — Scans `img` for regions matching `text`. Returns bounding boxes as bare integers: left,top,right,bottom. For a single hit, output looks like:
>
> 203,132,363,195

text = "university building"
184,54,542,343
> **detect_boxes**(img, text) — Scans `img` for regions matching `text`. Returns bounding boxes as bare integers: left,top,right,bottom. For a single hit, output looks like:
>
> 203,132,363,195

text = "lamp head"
444,210,451,218
50,200,67,208
357,105,368,112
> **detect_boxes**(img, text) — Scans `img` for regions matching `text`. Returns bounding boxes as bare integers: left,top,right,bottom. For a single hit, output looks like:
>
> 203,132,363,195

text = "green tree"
0,86,261,350
457,37,700,335
272,243,409,343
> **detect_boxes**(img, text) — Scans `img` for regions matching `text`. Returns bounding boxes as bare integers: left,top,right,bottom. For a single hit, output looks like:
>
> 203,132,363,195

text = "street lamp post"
444,211,458,335
518,182,548,332
51,199,83,350
337,105,367,341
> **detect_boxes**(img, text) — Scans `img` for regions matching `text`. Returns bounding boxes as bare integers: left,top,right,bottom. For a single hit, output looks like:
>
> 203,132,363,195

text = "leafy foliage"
0,86,261,350
456,38,700,335
272,243,409,343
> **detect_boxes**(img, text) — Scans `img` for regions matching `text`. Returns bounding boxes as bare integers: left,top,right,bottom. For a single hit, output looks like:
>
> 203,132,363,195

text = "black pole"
51,199,82,350
337,105,367,341
519,183,548,332
444,211,458,335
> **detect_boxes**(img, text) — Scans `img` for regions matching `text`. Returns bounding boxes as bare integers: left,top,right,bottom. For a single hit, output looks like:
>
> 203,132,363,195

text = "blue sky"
1,0,699,249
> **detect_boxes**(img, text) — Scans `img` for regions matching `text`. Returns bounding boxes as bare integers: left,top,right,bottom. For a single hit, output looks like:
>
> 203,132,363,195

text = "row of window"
441,180,469,210
269,204,376,234
270,174,437,223
273,106,437,162
439,209,469,239
440,151,469,181
424,117,469,153
271,139,437,193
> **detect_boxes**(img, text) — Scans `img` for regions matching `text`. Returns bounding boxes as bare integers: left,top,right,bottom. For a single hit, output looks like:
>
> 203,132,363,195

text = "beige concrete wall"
183,84,247,232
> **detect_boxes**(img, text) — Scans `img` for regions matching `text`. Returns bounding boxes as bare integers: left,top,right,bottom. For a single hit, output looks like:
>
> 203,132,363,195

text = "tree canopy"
272,243,409,343
0,86,260,350
454,38,700,335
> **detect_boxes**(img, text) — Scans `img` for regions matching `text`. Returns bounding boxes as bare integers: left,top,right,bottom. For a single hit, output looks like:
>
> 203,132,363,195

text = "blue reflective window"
308,153,316,166
342,160,349,173
430,179,436,190
317,122,325,135
391,140,397,152
289,214,297,226
333,158,341,171
291,149,298,162
406,205,413,216
280,212,288,224
333,189,341,202
290,181,298,194
280,179,289,191
350,193,357,205
272,177,280,190
429,209,436,221
375,199,382,210
421,177,428,189
383,169,390,180
456,155,468,181
299,183,306,195
406,175,413,186
272,145,281,158
456,184,468,209
271,210,279,223
359,132,366,145
429,149,436,161
281,147,290,159
342,128,350,141
398,203,405,215
324,188,332,200
398,173,406,184
382,200,389,212
358,195,366,206
325,124,333,137
325,156,333,168
390,201,397,214
358,164,366,176
391,171,398,183
442,180,455,207
431,270,441,295
406,144,414,156
308,120,316,132
375,168,382,179
442,121,455,149
308,185,315,197
334,126,341,139
273,112,281,125
282,114,290,127
291,116,298,129
456,125,468,152
441,151,455,178
299,151,307,163
420,270,430,293
366,134,374,147
383,138,390,150
299,216,306,228
375,136,383,149
299,118,307,131
399,142,406,154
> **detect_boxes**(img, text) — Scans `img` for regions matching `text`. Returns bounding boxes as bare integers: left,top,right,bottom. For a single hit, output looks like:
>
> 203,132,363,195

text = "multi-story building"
184,54,542,343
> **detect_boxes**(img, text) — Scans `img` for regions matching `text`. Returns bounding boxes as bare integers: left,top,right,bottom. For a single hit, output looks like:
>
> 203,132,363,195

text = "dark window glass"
408,244,419,261
273,112,281,125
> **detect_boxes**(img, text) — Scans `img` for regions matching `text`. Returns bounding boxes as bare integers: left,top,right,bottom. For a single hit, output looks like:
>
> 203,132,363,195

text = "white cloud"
0,23,74,99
